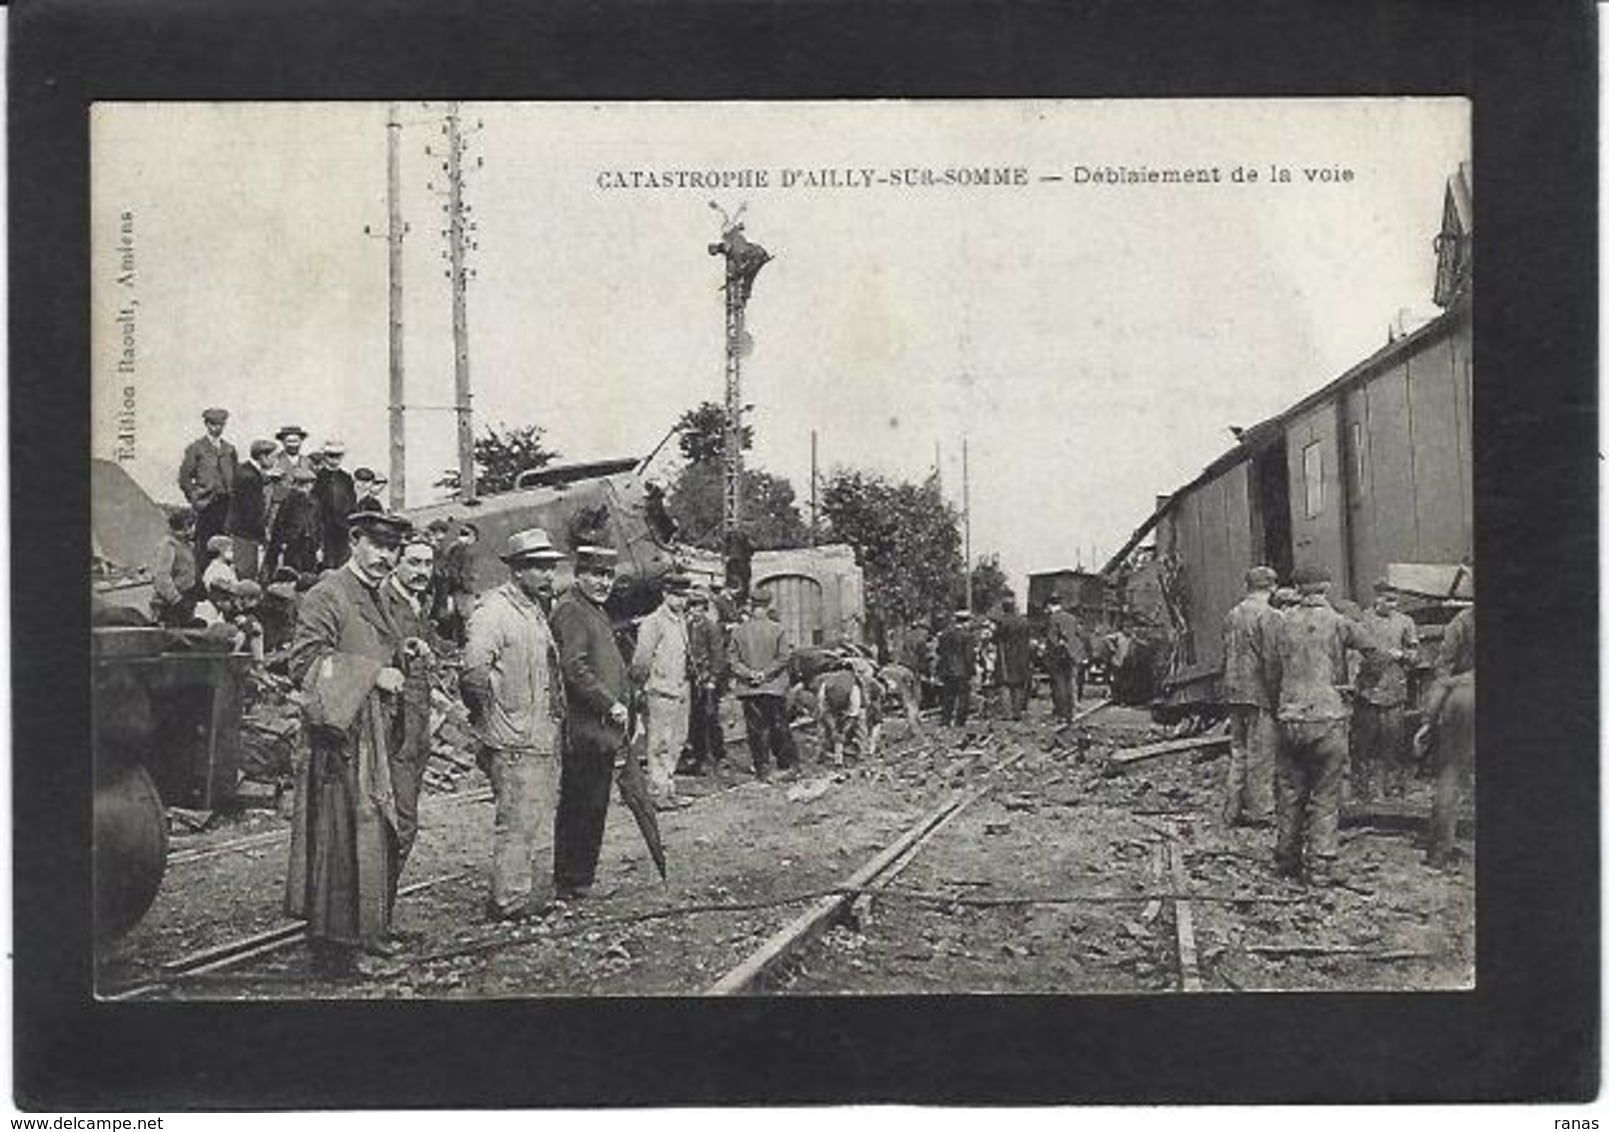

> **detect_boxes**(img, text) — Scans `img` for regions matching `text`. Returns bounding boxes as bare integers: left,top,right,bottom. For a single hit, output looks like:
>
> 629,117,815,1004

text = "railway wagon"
1105,166,1472,713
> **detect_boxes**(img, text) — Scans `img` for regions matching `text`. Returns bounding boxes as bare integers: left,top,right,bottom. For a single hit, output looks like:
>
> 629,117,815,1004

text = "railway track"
111,698,1262,998
705,698,1118,995
101,870,473,1001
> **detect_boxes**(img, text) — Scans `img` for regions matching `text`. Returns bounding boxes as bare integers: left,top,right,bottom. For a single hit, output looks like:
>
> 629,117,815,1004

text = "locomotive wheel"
93,763,169,942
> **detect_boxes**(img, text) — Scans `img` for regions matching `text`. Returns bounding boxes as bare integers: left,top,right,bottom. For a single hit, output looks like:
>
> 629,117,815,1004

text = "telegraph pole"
445,102,476,503
810,429,819,548
708,205,771,546
385,103,407,511
963,436,973,612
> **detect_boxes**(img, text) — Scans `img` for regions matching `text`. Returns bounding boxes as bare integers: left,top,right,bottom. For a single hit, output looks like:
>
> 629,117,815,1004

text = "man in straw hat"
461,528,570,920
177,407,238,589
549,544,631,900
284,509,414,977
266,424,312,536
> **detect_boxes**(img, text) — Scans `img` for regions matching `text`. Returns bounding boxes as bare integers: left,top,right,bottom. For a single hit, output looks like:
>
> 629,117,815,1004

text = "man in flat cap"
1221,565,1281,827
266,466,323,578
312,440,358,569
935,609,976,728
225,439,278,581
727,589,798,780
631,571,693,809
461,529,569,919
178,407,238,590
1262,564,1380,887
549,544,631,900
148,508,199,627
1349,579,1420,802
266,425,312,539
353,467,387,513
1044,594,1089,724
284,509,414,977
682,586,729,776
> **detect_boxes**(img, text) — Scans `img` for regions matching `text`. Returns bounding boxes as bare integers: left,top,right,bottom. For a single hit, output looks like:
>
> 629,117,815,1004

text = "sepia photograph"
87,98,1476,1002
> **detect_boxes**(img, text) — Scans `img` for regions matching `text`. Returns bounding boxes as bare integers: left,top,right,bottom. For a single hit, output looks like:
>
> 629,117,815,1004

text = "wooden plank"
1342,801,1473,837
1112,725,1230,765
1167,839,1204,993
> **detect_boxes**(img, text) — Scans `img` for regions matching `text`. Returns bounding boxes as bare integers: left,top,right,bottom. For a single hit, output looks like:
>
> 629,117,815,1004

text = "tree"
820,469,963,627
970,554,1012,615
469,423,560,495
668,461,810,552
675,401,753,467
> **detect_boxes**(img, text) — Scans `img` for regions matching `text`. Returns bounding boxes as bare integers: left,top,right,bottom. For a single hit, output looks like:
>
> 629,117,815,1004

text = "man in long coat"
284,510,411,978
177,407,237,590
993,596,1033,720
549,545,632,901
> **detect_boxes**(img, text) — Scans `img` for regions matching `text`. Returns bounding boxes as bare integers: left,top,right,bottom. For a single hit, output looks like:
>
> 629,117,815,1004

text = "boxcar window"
1303,440,1324,517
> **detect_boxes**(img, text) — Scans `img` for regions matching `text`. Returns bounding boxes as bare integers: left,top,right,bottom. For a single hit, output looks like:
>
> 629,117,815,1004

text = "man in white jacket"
461,527,568,921
632,572,693,810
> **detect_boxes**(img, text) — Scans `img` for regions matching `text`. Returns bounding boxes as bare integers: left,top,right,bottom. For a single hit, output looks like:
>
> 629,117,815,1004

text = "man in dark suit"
549,544,631,901
266,466,323,578
177,407,238,589
226,438,277,580
936,609,976,727
312,439,358,568
993,595,1033,720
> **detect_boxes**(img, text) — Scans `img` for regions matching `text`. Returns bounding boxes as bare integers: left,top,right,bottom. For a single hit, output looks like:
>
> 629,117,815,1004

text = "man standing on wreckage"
283,510,414,979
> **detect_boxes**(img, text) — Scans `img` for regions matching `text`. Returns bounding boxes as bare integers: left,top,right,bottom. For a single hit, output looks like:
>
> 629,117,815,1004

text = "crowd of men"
156,409,481,646
133,407,1476,978
1220,563,1476,885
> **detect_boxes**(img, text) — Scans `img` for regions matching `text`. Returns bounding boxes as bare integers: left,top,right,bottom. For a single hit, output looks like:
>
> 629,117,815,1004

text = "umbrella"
614,697,667,879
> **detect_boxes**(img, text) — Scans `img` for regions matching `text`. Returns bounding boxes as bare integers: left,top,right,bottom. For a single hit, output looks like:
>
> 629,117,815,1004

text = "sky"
91,99,1468,594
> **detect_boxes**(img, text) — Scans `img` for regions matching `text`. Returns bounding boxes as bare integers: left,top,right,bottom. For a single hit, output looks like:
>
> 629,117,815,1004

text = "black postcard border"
10,0,1599,1109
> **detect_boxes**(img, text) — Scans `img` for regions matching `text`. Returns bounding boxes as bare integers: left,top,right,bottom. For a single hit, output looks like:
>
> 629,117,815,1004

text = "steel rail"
101,871,469,1001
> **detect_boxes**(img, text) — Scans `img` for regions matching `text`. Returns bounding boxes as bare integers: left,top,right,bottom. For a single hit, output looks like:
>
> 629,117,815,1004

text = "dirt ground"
96,687,1474,1000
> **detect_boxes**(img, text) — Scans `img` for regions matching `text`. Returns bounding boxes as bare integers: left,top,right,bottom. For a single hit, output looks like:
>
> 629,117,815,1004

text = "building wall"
1331,311,1473,601
1160,459,1254,683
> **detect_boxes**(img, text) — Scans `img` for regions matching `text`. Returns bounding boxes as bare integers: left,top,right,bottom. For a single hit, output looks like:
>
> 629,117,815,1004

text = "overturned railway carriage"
1105,168,1472,714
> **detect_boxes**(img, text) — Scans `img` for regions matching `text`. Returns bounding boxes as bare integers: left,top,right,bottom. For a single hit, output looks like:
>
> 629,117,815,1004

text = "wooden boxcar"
1103,165,1472,712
